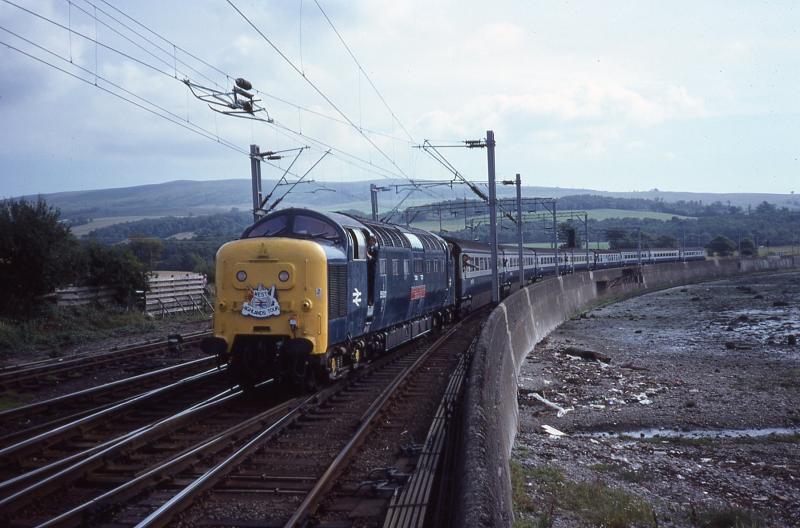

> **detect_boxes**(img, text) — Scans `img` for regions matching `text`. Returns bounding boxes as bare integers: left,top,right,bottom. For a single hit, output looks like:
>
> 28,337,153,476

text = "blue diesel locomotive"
202,208,704,388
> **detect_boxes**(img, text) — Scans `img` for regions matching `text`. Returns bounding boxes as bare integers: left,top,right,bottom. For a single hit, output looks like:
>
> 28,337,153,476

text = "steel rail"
0,329,211,373
35,395,298,528
131,316,479,528
133,391,321,528
0,330,211,388
130,341,426,528
0,383,245,513
283,321,467,528
0,365,224,462
0,355,215,425
383,342,472,527
0,382,238,497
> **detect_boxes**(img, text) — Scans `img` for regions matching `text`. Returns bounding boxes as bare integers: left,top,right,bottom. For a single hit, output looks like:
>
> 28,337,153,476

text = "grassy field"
67,207,695,240
406,208,689,234
70,216,166,237
560,208,694,220
758,245,800,256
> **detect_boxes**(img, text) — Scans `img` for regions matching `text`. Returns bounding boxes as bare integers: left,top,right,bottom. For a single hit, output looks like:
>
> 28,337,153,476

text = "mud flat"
513,271,799,527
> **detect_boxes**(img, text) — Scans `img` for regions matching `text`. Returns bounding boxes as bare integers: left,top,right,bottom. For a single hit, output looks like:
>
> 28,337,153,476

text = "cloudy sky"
1,0,798,197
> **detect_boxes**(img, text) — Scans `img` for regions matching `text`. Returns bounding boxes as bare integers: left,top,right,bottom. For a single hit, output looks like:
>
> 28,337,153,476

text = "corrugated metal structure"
55,286,117,306
145,271,211,316
53,271,211,315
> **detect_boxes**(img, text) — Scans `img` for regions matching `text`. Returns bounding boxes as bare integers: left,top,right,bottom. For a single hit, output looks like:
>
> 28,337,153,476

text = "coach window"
404,259,410,277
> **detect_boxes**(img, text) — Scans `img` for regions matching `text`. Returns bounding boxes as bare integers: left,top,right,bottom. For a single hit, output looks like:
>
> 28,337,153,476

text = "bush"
82,242,148,305
0,198,82,317
739,237,756,256
706,235,736,256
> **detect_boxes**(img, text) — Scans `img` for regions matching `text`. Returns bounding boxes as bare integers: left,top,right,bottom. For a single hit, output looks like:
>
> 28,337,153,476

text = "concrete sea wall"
454,256,799,527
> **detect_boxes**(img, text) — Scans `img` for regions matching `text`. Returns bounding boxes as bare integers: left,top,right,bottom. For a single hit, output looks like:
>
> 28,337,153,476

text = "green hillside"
21,179,800,221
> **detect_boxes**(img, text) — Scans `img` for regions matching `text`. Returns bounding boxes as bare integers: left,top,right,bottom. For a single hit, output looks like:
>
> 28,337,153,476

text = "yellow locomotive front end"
202,236,329,387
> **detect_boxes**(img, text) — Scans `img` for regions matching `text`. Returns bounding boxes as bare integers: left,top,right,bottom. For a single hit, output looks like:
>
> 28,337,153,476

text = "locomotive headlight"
235,270,247,282
278,270,290,282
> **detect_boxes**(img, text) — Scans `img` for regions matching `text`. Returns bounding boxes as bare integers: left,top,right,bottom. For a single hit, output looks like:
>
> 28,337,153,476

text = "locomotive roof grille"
359,220,411,248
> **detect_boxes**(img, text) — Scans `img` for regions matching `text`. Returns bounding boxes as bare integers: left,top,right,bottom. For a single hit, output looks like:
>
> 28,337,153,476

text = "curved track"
0,313,485,527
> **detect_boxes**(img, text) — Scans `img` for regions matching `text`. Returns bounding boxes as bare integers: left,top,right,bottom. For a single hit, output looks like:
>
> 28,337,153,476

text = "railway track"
141,312,482,528
0,365,231,494
0,356,219,444
0,330,211,393
0,313,484,527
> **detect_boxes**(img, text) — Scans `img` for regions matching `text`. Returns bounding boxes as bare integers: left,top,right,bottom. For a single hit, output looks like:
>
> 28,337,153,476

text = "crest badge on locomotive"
242,284,281,318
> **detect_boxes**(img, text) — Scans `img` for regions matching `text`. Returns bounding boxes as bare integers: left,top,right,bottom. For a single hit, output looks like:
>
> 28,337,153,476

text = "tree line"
4,194,795,320
0,199,147,317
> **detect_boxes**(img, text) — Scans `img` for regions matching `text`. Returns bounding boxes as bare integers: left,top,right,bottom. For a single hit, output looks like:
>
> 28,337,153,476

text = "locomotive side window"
246,215,289,237
346,228,366,260
379,259,386,275
392,259,399,276
404,260,410,277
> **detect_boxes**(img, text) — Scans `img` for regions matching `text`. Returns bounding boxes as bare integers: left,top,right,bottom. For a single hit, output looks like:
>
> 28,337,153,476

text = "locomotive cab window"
293,214,339,243
246,215,289,238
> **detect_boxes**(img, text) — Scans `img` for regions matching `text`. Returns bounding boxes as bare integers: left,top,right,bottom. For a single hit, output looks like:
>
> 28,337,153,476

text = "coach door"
346,228,369,335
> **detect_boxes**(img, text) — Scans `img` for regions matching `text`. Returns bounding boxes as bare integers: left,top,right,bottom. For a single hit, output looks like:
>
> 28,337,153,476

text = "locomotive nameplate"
242,284,281,319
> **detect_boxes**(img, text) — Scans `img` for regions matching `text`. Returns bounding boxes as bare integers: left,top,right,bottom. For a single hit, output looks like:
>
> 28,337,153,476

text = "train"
201,208,706,389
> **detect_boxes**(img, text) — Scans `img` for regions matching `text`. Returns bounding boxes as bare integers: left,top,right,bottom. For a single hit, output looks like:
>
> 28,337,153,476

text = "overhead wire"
0,25,244,154
8,0,447,214
68,0,189,80
78,0,228,90
2,0,175,78
312,0,414,143
0,37,249,156
0,33,322,181
421,140,520,224
224,0,423,190
5,1,405,187
95,0,229,79
57,0,423,186
88,0,413,145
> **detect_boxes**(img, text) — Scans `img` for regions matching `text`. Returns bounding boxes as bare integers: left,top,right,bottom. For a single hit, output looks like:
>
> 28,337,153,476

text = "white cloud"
0,0,797,195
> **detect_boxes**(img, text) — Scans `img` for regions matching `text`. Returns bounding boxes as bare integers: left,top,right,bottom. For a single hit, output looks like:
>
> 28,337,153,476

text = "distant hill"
21,178,800,221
